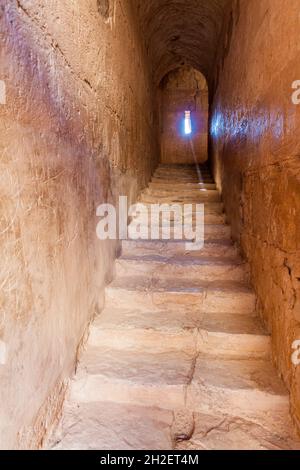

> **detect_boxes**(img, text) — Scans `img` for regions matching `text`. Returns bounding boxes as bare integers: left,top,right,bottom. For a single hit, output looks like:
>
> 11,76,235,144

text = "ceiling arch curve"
134,0,230,85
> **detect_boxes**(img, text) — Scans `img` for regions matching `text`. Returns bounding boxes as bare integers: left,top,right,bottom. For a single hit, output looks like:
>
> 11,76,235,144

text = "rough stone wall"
210,0,300,431
160,66,208,164
0,0,158,449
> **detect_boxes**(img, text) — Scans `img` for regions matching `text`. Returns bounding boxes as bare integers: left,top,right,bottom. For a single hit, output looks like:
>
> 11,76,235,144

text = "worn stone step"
153,169,213,177
154,169,212,175
153,174,213,181
175,410,300,450
126,222,231,241
51,401,173,450
153,170,211,177
70,348,192,410
89,307,198,354
116,255,247,282
130,212,225,225
187,356,289,424
151,176,215,184
154,164,210,171
153,174,212,181
70,349,288,424
150,181,217,190
88,307,270,358
140,192,221,203
105,277,256,314
154,168,210,175
146,186,217,194
152,180,215,186
137,201,224,214
158,164,209,170
121,239,238,258
145,190,219,201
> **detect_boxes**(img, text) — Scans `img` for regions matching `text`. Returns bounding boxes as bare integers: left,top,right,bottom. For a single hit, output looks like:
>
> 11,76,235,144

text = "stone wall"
0,0,158,449
160,66,208,164
210,0,300,431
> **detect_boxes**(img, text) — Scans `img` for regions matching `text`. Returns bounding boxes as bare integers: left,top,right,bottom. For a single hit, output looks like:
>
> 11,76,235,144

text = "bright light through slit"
184,110,192,135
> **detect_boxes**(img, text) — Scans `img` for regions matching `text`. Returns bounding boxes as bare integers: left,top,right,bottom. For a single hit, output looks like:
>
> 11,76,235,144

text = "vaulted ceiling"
134,0,231,84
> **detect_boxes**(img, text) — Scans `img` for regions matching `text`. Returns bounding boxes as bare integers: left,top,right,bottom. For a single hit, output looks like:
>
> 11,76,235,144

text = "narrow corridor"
1,0,300,452
51,164,300,450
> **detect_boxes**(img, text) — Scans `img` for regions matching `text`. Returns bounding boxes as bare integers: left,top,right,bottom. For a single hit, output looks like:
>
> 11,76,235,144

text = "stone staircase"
50,164,300,450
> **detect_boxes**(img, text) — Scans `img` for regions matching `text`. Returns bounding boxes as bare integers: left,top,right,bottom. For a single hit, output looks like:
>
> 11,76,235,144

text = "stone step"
126,222,231,241
153,175,212,182
51,401,173,450
70,349,288,424
146,185,216,193
158,164,209,170
150,181,217,190
140,192,221,203
152,176,215,184
89,307,270,358
105,276,256,314
154,165,210,171
153,174,212,180
130,211,225,225
145,189,219,200
155,165,209,171
121,239,239,258
116,255,247,282
153,172,212,179
153,170,212,177
175,410,300,450
186,356,289,424
154,168,210,175
137,201,224,214
70,348,192,410
154,169,211,174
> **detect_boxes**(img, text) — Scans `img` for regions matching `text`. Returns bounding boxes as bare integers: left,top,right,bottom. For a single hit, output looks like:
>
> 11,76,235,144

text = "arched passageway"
159,66,208,164
0,0,299,450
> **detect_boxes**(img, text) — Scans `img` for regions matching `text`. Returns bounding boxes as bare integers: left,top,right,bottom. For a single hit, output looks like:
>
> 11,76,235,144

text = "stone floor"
49,164,300,450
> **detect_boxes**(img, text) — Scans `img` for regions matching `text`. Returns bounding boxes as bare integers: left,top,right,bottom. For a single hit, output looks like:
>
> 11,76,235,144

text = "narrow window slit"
184,110,192,135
